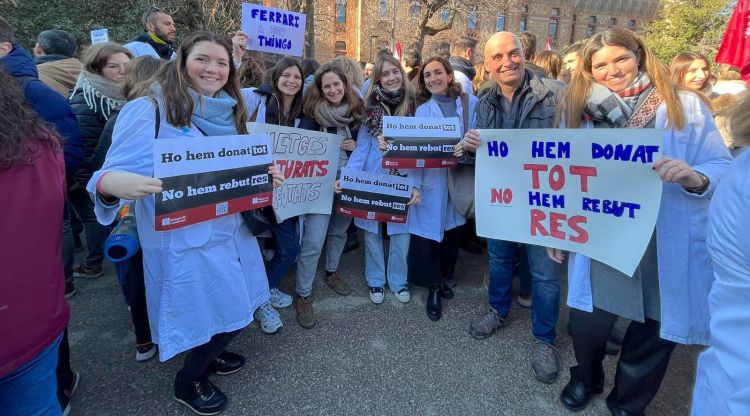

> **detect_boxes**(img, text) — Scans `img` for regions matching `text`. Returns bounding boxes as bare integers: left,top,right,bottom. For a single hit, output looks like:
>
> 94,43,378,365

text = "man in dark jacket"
462,31,566,385
33,29,81,98
0,16,84,416
448,35,478,96
124,5,176,59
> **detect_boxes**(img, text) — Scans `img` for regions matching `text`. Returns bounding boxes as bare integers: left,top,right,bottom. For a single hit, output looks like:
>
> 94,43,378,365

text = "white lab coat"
87,92,269,361
408,94,477,242
691,150,750,415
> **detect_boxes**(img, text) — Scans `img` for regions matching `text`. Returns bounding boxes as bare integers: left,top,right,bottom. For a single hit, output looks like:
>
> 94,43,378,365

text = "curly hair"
0,69,61,168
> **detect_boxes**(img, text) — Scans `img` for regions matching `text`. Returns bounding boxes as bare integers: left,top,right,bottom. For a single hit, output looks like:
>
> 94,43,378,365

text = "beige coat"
37,58,81,98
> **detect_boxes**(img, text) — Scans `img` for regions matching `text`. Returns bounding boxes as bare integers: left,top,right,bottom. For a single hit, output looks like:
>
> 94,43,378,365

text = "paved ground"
66,235,700,415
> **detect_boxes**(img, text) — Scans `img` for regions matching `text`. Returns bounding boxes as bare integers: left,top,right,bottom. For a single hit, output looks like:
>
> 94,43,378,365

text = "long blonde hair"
363,54,416,116
559,28,684,130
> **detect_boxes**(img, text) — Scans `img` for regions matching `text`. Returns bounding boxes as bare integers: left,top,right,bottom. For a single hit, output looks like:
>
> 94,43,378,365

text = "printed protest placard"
337,168,413,223
247,123,342,221
153,134,273,231
90,28,109,44
241,4,306,57
381,116,461,169
475,129,663,276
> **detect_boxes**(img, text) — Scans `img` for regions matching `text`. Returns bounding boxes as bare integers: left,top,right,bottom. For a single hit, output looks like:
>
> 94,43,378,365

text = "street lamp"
369,35,379,61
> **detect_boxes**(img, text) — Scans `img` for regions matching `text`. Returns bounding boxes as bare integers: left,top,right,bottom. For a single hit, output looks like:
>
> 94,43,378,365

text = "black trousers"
569,307,677,415
407,228,461,287
177,329,241,383
126,251,152,345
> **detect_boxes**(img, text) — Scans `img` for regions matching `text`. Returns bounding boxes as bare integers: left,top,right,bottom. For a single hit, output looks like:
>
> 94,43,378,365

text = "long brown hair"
534,50,562,80
0,69,61,168
670,52,712,93
303,63,364,124
364,54,416,115
82,42,133,75
122,56,163,101
149,31,248,133
559,28,684,130
415,56,463,105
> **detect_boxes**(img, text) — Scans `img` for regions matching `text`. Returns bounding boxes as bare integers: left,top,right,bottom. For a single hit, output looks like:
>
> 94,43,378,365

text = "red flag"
392,42,402,64
544,35,552,51
715,0,750,82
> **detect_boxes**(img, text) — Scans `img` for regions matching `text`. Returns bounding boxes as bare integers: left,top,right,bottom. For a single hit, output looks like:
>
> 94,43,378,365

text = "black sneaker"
64,281,77,300
174,377,227,415
205,351,245,375
136,342,157,362
57,370,80,416
72,264,104,279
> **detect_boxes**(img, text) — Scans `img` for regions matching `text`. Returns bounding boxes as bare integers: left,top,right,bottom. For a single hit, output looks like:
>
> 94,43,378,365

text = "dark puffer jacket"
69,89,110,160
1,44,86,178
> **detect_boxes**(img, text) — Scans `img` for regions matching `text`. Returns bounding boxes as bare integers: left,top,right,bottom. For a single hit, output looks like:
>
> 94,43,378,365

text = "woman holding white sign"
243,57,306,335
543,28,732,415
88,31,284,415
293,63,363,328
344,54,419,305
409,57,477,321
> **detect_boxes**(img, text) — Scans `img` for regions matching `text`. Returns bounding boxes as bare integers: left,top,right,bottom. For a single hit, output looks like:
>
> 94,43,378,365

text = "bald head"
484,32,526,90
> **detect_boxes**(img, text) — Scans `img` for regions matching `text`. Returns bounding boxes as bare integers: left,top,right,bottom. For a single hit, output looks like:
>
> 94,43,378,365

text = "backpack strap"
147,97,161,140
460,93,470,135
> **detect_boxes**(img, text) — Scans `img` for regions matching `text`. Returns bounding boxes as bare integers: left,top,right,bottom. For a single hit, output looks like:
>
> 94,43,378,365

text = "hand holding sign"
408,188,421,206
341,139,356,152
231,31,249,62
378,134,388,154
100,172,163,200
269,164,284,189
463,129,481,151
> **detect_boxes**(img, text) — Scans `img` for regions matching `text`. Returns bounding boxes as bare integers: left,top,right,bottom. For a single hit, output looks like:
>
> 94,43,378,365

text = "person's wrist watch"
685,172,709,194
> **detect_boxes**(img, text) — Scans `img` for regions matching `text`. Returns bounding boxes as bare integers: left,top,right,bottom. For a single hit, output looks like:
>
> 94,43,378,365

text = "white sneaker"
254,302,282,334
369,287,385,304
270,287,293,308
394,288,411,303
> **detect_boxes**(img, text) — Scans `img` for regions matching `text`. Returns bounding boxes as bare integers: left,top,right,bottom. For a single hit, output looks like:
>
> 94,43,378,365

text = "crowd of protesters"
1,5,749,416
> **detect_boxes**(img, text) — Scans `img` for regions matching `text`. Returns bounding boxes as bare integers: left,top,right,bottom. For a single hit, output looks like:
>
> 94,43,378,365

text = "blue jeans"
488,239,560,344
0,334,62,416
363,230,409,292
266,217,300,289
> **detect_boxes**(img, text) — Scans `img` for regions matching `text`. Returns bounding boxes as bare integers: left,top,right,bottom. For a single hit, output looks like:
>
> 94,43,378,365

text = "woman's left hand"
408,188,421,206
269,165,284,189
341,139,356,152
454,142,465,158
334,179,343,194
653,156,704,189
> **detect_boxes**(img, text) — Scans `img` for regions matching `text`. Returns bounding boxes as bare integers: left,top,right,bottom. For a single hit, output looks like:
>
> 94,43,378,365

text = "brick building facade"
263,0,660,63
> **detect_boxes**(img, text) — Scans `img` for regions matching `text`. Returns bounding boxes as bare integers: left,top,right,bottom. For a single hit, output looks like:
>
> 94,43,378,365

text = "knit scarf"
188,89,239,136
583,72,659,128
70,70,126,120
314,101,353,138
363,85,405,136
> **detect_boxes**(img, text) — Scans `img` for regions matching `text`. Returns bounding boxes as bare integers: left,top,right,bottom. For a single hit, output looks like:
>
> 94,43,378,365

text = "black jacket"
69,90,110,160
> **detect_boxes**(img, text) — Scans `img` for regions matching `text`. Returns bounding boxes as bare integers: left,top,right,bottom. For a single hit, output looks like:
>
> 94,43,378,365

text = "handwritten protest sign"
247,123,342,221
90,28,109,44
475,129,663,276
337,168,413,223
241,4,306,57
153,134,273,231
381,116,461,168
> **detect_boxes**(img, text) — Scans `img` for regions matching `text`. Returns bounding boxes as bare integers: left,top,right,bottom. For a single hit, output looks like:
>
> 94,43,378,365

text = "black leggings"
126,251,151,345
177,330,241,383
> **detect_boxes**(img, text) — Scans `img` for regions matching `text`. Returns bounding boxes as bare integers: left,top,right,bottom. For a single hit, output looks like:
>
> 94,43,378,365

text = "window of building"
551,7,559,16
549,19,558,39
467,5,477,29
608,17,617,27
440,7,449,23
496,14,506,31
410,0,421,20
378,0,388,20
335,0,346,24
334,41,346,56
628,19,636,28
587,16,596,36
520,5,528,31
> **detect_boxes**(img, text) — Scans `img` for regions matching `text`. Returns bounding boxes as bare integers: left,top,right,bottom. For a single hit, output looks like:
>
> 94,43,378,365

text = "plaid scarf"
583,72,654,128
363,85,406,136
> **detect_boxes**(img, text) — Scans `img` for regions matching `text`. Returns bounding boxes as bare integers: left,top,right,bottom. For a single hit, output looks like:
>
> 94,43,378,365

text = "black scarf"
132,32,174,60
363,85,407,136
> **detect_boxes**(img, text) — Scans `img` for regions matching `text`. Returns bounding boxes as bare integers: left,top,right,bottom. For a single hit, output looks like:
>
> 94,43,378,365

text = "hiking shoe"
269,287,293,308
206,351,245,375
58,370,80,416
394,288,411,303
136,342,157,362
369,286,385,304
253,302,282,334
294,296,316,329
532,341,560,384
469,310,508,339
64,281,77,300
324,273,351,296
174,377,227,415
72,264,103,279
517,292,532,308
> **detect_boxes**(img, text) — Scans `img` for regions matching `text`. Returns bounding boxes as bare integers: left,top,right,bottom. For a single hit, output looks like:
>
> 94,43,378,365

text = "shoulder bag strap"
148,97,161,140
